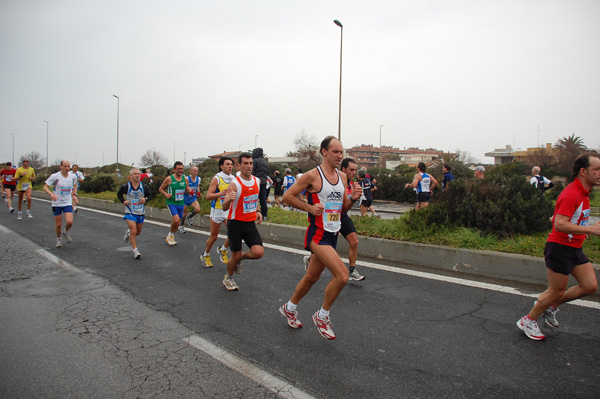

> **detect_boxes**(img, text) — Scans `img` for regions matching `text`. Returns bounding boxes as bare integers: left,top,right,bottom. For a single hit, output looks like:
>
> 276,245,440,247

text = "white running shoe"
349,268,366,281
516,316,545,341
178,225,185,234
223,275,239,291
124,228,130,242
312,311,336,340
166,234,177,246
303,255,310,271
186,215,194,226
62,229,72,243
279,304,302,328
27,210,32,219
534,300,559,328
17,212,22,220
133,248,141,259
56,238,62,248
9,207,14,213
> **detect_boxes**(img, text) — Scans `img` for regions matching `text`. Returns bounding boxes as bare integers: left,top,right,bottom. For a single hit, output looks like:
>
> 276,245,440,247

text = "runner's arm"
282,170,322,215
554,215,600,236
205,177,222,200
158,177,172,198
116,184,127,204
221,183,237,211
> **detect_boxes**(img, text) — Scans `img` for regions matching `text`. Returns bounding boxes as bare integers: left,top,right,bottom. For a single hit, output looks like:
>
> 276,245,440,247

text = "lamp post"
255,135,258,148
334,19,343,141
173,142,176,164
379,125,383,147
113,95,120,172
10,133,14,165
44,120,49,169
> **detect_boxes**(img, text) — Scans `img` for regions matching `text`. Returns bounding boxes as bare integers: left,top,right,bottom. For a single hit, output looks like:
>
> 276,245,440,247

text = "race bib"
5,176,13,182
323,201,343,233
59,186,72,196
131,198,143,211
175,189,185,201
243,194,258,213
22,183,30,190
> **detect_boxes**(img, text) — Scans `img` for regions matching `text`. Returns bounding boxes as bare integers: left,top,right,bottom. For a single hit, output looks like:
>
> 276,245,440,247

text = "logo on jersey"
327,192,343,202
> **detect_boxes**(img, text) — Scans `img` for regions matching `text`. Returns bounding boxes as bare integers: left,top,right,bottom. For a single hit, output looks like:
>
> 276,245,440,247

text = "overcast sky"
1,0,599,168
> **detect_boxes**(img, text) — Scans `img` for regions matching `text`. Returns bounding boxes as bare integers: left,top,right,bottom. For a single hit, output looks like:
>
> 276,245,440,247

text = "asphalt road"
2,199,600,398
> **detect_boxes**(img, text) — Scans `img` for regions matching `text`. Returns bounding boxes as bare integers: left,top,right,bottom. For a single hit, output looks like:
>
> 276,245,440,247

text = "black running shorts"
544,241,590,276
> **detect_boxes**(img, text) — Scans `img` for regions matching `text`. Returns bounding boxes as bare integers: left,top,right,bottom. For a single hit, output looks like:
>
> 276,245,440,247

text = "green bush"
80,173,117,193
435,175,553,236
374,174,416,202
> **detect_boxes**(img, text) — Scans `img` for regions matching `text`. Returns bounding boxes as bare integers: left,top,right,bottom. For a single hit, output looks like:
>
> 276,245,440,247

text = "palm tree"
554,134,588,172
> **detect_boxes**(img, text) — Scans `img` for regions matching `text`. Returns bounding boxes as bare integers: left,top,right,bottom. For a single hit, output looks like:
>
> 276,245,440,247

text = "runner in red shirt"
1,162,17,213
517,153,600,340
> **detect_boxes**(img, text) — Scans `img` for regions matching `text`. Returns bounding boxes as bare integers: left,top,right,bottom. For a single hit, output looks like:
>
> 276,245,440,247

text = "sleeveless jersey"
284,175,295,189
185,175,201,200
417,172,431,193
124,182,146,215
211,172,234,210
228,175,260,222
307,166,345,233
166,174,186,206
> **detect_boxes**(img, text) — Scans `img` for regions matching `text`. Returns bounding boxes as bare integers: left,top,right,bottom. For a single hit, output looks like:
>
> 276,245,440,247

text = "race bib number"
323,201,342,232
59,186,72,196
131,198,143,211
175,189,185,201
243,194,258,213
22,183,30,190
5,176,13,182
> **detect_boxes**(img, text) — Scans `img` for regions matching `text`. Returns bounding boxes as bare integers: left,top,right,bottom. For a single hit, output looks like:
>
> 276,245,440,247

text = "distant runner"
43,160,78,248
117,168,152,259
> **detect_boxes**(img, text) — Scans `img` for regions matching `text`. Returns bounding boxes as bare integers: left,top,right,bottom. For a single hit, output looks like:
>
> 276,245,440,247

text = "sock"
318,308,329,319
349,267,355,273
286,301,297,312
203,252,209,257
226,274,234,279
189,210,197,218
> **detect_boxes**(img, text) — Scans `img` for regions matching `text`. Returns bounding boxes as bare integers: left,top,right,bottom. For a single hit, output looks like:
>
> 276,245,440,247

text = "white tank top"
308,166,345,233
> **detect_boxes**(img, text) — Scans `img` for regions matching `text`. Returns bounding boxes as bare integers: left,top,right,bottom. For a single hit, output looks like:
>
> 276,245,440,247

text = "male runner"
221,153,264,291
43,160,79,247
303,158,365,281
405,162,438,210
201,157,234,267
272,170,284,208
357,170,376,217
517,153,600,341
15,159,36,219
530,166,554,197
180,165,201,233
69,164,85,213
279,136,362,340
159,161,189,246
282,168,295,210
442,164,455,191
117,168,152,259
1,162,16,213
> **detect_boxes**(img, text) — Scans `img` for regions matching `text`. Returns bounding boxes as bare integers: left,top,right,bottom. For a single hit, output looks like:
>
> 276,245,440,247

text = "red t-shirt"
547,178,590,248
1,168,16,186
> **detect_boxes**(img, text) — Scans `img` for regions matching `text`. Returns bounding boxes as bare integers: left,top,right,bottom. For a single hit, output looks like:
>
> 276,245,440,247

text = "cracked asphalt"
2,199,600,398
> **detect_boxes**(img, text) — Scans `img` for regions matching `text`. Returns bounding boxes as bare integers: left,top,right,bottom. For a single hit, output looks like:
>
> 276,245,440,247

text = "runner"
405,162,438,210
272,170,284,208
517,153,600,341
158,161,189,246
201,157,234,268
14,159,36,220
282,168,295,210
220,153,264,291
357,170,378,217
69,164,85,213
303,157,365,281
279,136,362,340
180,165,201,233
117,168,152,259
1,162,16,213
43,160,79,248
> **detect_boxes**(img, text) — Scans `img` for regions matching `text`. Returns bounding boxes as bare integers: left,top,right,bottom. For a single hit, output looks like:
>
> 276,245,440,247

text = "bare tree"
19,151,45,169
140,149,168,167
456,149,480,165
289,131,322,171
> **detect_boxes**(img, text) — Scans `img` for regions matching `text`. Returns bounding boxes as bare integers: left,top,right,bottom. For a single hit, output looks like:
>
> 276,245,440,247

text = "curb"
34,192,600,288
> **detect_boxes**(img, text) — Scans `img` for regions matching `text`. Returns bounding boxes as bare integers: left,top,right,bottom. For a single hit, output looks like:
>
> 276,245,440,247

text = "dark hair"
218,157,234,170
174,161,183,168
341,158,356,170
443,164,451,172
417,162,427,172
297,168,303,173
141,168,147,173
238,152,252,163
358,169,366,178
5,162,11,166
571,153,599,181
320,135,338,155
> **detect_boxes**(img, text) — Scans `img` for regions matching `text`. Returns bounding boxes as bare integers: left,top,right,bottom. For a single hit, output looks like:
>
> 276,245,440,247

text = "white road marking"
184,335,317,399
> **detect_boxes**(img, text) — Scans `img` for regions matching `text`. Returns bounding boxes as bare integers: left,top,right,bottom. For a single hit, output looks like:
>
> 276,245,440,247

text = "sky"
1,0,599,168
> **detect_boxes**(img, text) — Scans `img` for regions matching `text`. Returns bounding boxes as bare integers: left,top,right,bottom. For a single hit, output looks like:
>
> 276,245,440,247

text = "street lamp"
10,133,14,165
113,95,120,172
255,135,258,148
379,125,383,147
44,120,49,169
334,19,343,141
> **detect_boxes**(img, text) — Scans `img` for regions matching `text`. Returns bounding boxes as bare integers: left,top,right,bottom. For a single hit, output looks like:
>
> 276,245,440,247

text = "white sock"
286,301,297,312
203,252,209,256
318,308,329,319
